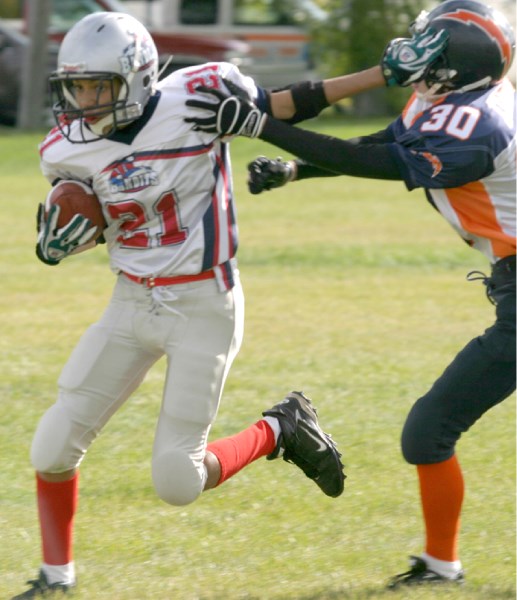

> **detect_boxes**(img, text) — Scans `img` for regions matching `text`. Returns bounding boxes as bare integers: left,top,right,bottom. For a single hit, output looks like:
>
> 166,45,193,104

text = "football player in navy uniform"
185,0,516,588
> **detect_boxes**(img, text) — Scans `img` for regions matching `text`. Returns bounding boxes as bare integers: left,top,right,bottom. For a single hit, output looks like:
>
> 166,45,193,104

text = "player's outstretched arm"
185,29,449,132
248,157,340,195
269,67,384,121
268,29,449,120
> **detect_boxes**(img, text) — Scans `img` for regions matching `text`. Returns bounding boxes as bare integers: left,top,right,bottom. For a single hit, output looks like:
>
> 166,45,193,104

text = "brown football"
46,181,106,240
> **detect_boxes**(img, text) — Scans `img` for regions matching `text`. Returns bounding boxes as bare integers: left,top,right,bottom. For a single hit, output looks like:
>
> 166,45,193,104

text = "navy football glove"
247,156,295,195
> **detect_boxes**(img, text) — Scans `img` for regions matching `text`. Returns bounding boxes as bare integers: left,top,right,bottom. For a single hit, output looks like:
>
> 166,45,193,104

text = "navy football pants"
401,255,516,464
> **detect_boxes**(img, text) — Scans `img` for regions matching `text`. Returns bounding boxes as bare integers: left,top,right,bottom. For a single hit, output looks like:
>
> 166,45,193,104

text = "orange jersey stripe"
402,92,420,126
402,93,446,128
445,181,516,258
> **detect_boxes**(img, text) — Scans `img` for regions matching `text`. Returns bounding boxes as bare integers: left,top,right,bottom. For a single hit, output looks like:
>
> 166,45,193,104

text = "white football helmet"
50,12,159,142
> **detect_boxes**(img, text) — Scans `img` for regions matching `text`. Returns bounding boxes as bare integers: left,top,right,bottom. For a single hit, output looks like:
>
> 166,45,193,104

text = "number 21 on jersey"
108,191,188,249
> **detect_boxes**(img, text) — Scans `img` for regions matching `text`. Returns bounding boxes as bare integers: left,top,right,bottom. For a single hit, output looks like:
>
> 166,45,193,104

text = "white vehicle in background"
0,0,252,126
147,0,326,87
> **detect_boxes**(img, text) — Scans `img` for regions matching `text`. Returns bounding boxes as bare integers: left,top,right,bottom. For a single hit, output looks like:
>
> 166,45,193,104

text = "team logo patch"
421,151,443,177
109,157,159,193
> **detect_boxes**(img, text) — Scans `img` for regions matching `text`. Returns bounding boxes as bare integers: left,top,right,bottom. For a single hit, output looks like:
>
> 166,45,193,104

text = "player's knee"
401,412,455,465
152,450,205,506
30,403,84,473
401,426,430,464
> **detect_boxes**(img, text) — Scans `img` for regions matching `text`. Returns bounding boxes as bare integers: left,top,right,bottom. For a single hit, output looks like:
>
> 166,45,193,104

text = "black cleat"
263,391,345,497
387,556,465,589
11,570,74,598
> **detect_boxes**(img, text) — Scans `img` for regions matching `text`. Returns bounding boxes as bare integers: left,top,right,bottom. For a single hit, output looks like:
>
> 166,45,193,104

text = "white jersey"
39,62,259,289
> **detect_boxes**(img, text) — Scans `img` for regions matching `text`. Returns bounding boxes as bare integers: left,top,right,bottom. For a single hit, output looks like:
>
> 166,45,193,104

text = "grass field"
0,119,515,600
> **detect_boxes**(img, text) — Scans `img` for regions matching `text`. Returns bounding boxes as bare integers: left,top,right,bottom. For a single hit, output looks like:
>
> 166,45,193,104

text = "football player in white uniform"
13,10,446,598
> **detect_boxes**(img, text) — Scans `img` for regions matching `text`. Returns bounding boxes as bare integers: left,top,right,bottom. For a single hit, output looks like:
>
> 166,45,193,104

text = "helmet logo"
59,63,88,74
398,45,419,64
440,9,513,68
119,36,156,74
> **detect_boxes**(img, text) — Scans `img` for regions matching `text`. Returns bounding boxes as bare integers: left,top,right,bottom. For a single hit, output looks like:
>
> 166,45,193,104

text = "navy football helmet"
410,0,515,93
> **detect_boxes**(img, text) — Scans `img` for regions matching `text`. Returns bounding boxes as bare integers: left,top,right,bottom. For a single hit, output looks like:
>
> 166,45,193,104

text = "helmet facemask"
50,72,132,142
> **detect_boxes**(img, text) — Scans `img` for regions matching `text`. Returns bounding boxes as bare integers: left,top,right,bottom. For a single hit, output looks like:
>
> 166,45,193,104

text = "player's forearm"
323,66,385,104
259,117,402,180
269,66,385,121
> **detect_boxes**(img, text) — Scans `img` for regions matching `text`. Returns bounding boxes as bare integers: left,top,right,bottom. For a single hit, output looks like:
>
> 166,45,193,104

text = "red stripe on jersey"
441,10,513,68
211,185,221,265
101,145,213,172
445,181,516,258
209,152,235,268
222,263,231,289
132,147,212,161
218,153,235,257
39,129,63,156
183,64,218,77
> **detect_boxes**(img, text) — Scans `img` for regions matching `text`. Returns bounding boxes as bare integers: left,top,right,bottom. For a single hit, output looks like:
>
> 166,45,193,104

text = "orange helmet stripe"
440,9,513,67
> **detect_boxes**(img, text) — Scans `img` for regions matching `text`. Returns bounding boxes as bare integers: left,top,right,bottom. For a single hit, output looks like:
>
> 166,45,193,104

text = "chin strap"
420,73,493,101
453,76,493,93
87,112,116,136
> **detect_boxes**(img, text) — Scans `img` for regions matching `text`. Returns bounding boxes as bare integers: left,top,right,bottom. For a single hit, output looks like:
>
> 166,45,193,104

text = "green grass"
0,119,515,600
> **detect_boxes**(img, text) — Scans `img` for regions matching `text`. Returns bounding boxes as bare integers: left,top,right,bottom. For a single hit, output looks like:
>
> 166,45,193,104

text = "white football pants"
31,272,244,506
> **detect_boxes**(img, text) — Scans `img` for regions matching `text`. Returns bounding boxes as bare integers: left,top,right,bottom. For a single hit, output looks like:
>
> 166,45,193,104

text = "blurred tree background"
309,0,427,116
0,0,22,18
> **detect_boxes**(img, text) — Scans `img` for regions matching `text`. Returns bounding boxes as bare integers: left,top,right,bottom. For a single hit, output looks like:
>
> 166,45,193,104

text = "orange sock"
417,455,464,561
37,472,78,565
206,420,276,486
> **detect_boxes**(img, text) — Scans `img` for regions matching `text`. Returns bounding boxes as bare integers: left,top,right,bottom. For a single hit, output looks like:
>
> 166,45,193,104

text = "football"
45,180,106,240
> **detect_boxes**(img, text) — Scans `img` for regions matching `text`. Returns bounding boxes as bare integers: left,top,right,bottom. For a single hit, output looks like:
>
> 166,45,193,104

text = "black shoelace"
466,270,495,305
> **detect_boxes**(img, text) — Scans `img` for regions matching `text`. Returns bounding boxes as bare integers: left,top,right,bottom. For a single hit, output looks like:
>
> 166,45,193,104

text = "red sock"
417,455,464,561
206,420,276,486
37,472,78,565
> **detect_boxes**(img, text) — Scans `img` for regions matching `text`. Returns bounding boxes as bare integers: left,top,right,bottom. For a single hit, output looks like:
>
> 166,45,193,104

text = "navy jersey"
387,79,516,262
